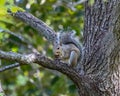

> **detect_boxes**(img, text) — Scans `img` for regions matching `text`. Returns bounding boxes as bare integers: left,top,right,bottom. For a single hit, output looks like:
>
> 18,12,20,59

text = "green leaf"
0,6,7,16
7,0,14,5
0,93,4,96
0,32,4,40
89,0,94,5
16,75,28,86
12,47,18,52
0,0,5,6
7,5,25,13
68,84,76,93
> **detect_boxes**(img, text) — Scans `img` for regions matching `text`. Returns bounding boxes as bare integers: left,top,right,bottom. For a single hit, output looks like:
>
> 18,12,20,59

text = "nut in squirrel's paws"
54,51,62,58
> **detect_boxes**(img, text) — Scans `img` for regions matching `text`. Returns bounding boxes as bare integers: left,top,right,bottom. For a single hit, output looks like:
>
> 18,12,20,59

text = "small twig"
0,82,6,96
68,0,87,11
0,63,21,72
54,0,87,11
1,30,25,41
1,30,39,53
73,0,87,6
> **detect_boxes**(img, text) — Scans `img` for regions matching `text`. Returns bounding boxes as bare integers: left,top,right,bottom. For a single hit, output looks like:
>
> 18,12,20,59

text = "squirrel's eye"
57,47,59,49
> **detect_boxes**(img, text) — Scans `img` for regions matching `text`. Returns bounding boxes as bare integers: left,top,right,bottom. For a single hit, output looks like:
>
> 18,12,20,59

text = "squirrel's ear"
69,30,76,37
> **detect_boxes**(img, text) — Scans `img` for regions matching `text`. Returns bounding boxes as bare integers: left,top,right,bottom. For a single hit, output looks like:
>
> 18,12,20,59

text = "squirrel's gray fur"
53,31,83,67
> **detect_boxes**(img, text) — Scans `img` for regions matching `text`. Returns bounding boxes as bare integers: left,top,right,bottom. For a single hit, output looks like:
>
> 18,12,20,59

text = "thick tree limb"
0,50,104,95
0,50,78,76
8,11,56,43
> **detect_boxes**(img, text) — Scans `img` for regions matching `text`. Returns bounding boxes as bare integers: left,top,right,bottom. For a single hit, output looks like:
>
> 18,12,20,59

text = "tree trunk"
78,0,120,95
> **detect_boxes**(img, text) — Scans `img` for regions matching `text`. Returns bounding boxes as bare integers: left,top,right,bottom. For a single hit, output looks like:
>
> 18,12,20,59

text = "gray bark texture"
0,0,120,96
83,0,120,96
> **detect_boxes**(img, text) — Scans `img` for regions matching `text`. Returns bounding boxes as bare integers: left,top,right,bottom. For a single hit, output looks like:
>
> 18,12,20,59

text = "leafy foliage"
0,0,84,96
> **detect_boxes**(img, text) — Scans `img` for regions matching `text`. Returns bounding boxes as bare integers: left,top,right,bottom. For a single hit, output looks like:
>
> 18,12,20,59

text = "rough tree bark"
83,0,120,95
0,0,120,96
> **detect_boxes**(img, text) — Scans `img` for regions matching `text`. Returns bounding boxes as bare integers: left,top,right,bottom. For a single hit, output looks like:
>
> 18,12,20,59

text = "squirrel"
53,31,82,67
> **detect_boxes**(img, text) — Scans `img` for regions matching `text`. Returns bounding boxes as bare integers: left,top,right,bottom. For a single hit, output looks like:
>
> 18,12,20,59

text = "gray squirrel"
53,31,82,67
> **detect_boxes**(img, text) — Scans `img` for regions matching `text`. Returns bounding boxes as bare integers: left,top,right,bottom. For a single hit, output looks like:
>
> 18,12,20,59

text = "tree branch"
0,50,80,83
0,63,21,72
1,29,25,41
54,0,87,11
2,29,39,53
0,50,103,95
8,11,56,43
0,50,77,75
